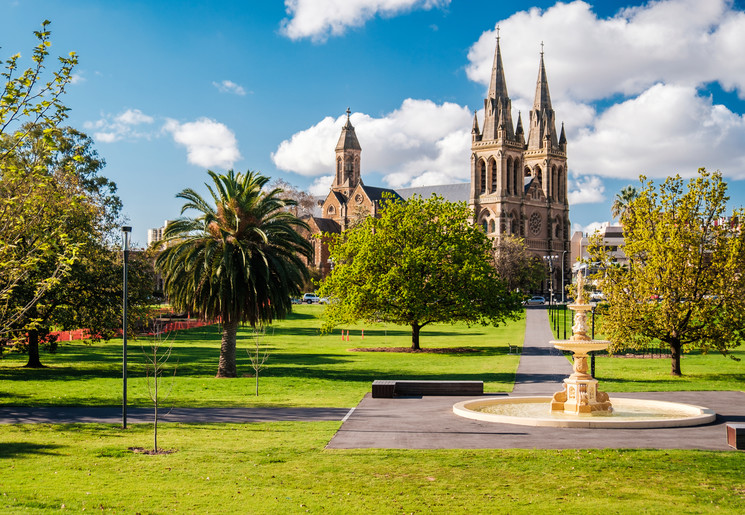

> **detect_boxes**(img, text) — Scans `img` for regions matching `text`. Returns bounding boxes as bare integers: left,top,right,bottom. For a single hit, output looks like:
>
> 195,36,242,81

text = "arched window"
489,220,495,233
490,159,497,193
506,157,512,195
327,205,335,215
479,160,487,195
555,220,561,238
557,167,564,202
514,160,520,196
535,166,542,186
482,220,488,232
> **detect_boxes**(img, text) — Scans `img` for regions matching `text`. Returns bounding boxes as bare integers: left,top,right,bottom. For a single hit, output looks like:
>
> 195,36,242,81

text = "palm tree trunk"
217,319,238,378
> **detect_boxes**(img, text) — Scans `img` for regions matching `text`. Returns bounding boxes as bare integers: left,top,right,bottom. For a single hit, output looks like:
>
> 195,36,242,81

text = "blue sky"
2,0,745,245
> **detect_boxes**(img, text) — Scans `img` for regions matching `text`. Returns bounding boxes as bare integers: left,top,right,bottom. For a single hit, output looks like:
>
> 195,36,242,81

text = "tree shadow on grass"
0,442,62,459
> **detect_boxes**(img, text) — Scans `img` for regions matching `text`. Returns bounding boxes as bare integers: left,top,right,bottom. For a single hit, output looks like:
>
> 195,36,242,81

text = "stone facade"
470,38,570,294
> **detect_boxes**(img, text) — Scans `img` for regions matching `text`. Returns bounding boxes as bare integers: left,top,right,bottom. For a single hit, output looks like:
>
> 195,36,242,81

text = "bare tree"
142,330,176,453
246,327,270,396
267,178,317,218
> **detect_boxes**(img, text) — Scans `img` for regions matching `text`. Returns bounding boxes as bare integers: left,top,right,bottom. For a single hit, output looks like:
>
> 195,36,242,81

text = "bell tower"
332,108,362,197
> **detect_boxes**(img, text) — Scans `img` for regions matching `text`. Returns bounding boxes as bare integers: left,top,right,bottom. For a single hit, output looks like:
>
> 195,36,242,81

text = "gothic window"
514,161,520,196
524,166,531,178
534,166,542,187
482,220,488,233
489,220,495,233
529,212,542,236
479,160,486,194
557,167,564,202
506,157,512,195
490,159,497,193
327,205,335,215
555,220,561,238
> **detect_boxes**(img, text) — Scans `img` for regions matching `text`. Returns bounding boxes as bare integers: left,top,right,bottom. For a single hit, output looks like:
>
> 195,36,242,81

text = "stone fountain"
451,270,716,428
549,270,612,415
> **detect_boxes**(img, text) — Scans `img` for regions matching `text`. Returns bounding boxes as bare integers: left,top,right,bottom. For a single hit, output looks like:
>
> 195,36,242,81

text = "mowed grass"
547,306,745,391
2,422,744,514
0,305,526,408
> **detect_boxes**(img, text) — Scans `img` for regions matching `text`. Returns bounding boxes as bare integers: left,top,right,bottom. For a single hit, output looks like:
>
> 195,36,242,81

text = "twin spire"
474,35,564,153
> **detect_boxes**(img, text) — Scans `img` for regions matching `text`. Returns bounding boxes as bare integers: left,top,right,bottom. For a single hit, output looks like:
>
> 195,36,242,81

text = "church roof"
396,182,470,203
335,108,361,151
360,185,402,202
310,216,341,234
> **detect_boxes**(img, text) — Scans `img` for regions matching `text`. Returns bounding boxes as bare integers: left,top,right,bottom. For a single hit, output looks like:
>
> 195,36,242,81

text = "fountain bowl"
453,396,716,428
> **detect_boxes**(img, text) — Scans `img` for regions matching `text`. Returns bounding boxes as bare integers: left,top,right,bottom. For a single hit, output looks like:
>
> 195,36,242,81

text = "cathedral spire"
336,107,361,151
472,110,481,140
527,45,558,150
482,33,514,141
333,108,362,194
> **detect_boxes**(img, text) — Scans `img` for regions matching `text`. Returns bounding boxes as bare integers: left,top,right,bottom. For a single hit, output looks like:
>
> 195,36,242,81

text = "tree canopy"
492,235,546,294
155,170,312,377
317,194,523,350
589,169,745,376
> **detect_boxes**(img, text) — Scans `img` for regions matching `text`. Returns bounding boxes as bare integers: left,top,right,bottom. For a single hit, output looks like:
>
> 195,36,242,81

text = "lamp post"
543,254,558,331
122,226,131,429
561,249,568,304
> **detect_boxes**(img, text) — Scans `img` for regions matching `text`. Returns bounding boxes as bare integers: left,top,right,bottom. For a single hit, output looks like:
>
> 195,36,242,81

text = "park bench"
372,379,483,398
726,423,745,450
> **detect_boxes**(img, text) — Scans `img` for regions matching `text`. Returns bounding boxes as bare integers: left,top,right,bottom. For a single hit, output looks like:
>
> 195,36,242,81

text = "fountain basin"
453,396,716,428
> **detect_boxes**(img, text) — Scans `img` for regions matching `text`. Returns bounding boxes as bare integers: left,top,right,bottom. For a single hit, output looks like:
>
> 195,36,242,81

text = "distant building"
306,37,570,295
147,220,174,248
571,224,627,272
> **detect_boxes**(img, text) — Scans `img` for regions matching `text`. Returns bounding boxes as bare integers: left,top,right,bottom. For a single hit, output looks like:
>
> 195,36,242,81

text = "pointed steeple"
487,31,509,102
515,111,524,137
471,111,481,141
527,44,559,151
481,33,515,141
559,122,566,150
335,107,361,151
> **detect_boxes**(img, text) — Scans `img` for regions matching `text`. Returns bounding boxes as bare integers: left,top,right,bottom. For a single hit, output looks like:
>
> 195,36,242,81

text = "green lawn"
0,305,526,408
3,306,745,513
2,422,744,514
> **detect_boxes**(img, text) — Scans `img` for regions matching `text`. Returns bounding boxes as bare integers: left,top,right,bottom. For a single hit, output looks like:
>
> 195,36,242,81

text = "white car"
524,296,546,306
302,293,328,304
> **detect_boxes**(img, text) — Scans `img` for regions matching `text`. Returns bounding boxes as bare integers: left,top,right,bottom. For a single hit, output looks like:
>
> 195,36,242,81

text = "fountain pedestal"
549,270,613,415
550,341,612,414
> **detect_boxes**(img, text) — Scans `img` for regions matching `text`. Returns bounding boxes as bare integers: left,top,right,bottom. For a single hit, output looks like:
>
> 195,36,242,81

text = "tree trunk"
669,338,682,377
24,329,44,368
411,323,421,351
217,319,238,378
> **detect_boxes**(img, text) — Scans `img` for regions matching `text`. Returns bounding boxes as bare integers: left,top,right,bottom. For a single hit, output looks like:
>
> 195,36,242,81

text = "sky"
2,0,745,245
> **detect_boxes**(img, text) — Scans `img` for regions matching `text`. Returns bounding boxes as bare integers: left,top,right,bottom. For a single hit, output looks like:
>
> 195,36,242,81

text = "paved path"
0,406,350,425
511,306,572,395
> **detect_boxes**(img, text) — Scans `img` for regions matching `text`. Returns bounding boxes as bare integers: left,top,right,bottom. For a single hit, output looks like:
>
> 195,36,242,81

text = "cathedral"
307,37,570,294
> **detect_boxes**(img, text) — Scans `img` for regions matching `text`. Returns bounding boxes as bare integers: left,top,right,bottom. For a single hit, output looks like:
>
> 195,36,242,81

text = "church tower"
470,38,570,296
332,107,362,197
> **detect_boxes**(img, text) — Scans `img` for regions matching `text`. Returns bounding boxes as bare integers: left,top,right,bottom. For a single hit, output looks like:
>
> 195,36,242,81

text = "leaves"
317,194,523,348
589,169,745,375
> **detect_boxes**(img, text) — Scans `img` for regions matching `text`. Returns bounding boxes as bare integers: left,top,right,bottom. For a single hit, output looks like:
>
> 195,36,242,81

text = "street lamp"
561,249,568,304
121,226,131,429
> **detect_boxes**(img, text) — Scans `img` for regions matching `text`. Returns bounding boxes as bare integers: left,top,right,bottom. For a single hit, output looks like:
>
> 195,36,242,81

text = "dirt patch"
128,447,178,455
348,347,481,354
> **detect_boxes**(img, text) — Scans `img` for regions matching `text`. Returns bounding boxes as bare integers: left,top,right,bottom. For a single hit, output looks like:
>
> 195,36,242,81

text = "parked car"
524,296,546,306
302,293,328,304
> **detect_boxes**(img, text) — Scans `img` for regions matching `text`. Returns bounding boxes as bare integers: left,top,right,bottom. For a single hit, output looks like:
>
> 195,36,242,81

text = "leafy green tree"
317,195,523,350
588,169,745,376
1,21,79,335
1,125,153,367
155,170,312,378
492,235,546,294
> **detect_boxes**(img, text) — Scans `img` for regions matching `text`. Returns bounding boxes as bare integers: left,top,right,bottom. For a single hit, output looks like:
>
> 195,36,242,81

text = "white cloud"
69,72,85,85
212,80,247,96
466,0,744,103
568,175,605,205
84,108,155,143
576,220,611,237
572,83,745,179
309,175,334,196
280,0,450,41
464,0,745,181
162,118,241,169
271,99,472,187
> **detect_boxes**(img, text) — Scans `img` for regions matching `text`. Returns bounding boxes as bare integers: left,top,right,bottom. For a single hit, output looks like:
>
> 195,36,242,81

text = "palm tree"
155,170,312,377
610,185,638,221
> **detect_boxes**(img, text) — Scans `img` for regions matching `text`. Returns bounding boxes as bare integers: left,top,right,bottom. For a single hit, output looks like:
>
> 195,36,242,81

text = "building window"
479,161,486,195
